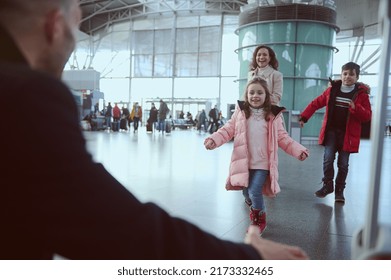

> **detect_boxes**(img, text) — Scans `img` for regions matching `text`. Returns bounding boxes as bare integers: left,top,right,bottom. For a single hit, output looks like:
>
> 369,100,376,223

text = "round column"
236,2,338,139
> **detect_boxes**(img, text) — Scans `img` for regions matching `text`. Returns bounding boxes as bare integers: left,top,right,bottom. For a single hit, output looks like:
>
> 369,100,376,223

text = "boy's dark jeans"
323,129,351,188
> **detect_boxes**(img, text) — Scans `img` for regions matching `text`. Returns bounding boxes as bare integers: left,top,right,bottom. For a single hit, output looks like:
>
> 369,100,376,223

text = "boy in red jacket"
299,62,372,203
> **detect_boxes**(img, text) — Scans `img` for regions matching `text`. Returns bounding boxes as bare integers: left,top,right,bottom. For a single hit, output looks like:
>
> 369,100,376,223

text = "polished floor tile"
83,127,391,260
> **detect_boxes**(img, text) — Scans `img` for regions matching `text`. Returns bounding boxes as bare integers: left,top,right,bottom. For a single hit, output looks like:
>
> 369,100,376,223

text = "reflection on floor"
83,128,391,260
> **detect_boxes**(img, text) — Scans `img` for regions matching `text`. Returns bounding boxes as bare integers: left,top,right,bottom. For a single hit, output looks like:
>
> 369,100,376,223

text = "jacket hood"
237,100,285,117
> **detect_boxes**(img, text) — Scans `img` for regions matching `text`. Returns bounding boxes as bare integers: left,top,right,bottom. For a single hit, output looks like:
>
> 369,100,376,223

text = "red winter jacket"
300,80,372,153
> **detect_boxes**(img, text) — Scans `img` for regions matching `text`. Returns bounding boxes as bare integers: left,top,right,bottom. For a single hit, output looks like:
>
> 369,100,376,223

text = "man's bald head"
0,0,82,78
0,0,74,28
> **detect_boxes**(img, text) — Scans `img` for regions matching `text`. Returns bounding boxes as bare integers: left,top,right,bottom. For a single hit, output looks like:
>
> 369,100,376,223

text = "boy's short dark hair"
342,62,360,78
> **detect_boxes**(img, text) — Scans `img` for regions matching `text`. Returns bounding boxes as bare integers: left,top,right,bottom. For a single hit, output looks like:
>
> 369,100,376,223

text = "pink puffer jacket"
207,101,309,197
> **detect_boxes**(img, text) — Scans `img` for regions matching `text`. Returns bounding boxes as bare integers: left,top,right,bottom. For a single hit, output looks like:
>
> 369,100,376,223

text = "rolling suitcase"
111,121,119,132
165,119,171,133
146,121,152,132
120,118,127,130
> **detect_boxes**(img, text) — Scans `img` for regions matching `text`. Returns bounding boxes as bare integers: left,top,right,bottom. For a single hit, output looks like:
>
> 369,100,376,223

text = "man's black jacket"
0,25,260,260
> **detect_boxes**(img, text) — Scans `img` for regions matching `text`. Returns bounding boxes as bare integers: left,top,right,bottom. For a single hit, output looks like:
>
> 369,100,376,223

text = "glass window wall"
82,13,235,117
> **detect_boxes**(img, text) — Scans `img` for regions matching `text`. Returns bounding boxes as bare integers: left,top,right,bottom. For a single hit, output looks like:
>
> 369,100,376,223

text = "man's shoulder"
1,63,78,132
0,63,75,112
0,62,68,92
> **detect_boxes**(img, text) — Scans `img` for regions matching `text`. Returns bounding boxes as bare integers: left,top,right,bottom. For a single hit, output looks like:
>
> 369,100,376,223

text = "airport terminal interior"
71,0,390,259
83,128,391,260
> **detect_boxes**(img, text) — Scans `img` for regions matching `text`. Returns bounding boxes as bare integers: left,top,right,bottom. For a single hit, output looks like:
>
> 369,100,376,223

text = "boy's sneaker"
315,181,334,198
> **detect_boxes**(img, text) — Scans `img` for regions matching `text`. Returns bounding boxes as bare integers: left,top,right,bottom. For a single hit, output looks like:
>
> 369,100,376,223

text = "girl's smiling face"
247,83,266,109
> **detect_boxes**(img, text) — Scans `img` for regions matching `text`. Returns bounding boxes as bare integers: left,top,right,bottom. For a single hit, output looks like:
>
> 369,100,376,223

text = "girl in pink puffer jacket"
204,77,309,235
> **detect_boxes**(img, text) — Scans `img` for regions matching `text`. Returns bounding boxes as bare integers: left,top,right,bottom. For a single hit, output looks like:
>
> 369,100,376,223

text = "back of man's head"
0,0,81,78
0,0,72,29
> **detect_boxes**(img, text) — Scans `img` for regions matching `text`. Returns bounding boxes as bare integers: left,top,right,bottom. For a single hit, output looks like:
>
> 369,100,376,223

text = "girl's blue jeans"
242,169,269,211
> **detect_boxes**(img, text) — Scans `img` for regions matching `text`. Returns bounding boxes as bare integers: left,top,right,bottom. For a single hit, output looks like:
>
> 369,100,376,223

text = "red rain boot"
249,207,267,235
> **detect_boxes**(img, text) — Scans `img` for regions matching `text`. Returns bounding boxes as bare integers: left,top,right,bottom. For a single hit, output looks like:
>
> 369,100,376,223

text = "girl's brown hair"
243,77,272,120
